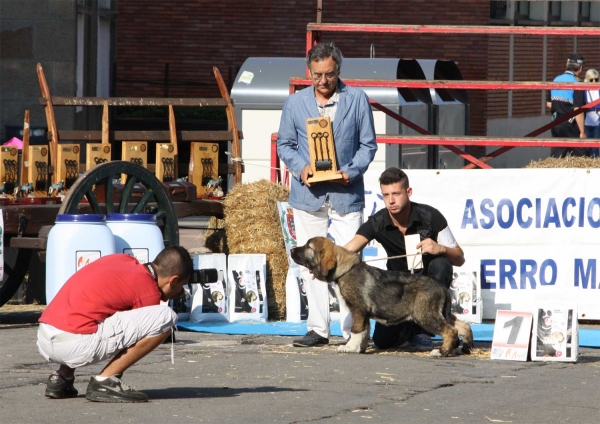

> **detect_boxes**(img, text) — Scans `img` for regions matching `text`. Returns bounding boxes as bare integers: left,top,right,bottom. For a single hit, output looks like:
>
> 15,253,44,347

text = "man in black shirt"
344,167,465,351
546,53,587,158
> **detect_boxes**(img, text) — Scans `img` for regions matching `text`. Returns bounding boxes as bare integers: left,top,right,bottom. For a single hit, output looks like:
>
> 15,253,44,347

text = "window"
549,2,562,21
516,1,530,20
490,1,508,20
580,2,591,22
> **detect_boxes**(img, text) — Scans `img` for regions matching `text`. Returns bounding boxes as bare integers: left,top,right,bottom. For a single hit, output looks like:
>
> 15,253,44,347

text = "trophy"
305,116,343,183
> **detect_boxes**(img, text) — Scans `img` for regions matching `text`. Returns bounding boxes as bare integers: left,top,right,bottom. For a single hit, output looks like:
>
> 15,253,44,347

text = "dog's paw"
338,344,362,353
337,344,363,353
452,346,465,356
429,348,443,357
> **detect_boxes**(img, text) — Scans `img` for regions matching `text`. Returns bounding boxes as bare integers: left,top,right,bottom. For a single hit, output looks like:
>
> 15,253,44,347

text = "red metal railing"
262,22,600,179
290,78,600,92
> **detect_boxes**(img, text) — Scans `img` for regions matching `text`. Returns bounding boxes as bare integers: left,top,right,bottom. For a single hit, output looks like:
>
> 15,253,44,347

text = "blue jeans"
585,125,600,157
372,256,453,349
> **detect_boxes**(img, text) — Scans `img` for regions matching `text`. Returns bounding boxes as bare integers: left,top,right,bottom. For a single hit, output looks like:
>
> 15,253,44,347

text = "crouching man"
37,246,192,403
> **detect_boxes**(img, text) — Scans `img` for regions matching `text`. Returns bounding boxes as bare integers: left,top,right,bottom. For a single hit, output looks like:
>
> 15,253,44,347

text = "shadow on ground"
142,385,307,399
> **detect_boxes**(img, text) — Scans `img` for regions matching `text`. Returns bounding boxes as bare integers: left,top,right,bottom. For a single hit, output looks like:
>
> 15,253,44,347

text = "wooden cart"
0,66,243,307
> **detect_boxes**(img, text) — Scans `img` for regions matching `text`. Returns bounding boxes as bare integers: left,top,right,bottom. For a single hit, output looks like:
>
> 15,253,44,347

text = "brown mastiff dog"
291,237,473,357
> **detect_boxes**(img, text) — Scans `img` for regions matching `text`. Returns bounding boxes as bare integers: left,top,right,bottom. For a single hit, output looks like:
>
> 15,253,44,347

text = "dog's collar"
328,265,353,281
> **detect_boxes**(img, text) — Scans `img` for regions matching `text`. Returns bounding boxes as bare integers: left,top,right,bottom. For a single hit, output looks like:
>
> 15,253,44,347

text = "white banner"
365,168,600,321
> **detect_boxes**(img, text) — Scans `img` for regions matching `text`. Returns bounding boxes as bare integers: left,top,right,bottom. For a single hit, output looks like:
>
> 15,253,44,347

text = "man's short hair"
153,246,193,281
379,167,409,188
566,53,584,72
306,42,343,71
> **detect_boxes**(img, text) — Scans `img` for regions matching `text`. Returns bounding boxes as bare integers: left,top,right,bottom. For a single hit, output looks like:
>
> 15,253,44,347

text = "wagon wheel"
59,161,179,247
0,246,33,307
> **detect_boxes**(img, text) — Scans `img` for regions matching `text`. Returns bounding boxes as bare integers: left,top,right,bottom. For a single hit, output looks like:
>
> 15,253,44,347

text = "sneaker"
292,330,329,347
45,374,78,399
85,376,149,403
413,333,435,352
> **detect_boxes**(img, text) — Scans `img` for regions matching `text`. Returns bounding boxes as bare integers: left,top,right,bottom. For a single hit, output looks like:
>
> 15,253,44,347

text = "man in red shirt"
37,246,192,403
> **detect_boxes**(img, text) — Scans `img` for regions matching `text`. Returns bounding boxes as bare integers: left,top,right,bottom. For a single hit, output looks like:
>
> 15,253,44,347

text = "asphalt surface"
0,309,599,424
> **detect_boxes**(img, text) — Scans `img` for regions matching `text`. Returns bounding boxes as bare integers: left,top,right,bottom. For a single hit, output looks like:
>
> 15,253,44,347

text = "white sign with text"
364,168,600,320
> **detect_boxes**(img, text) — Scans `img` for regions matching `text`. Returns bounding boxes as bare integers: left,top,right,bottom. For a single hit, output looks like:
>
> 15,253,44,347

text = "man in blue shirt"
277,42,377,347
547,53,587,158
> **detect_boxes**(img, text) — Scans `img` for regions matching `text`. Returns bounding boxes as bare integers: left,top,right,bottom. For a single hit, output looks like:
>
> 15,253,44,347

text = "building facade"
2,1,599,166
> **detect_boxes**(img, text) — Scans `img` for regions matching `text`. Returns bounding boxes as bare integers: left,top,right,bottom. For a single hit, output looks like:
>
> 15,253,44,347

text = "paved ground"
0,308,599,424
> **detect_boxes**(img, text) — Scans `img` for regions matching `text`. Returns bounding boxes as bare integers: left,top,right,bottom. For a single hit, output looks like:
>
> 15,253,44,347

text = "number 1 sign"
491,310,533,361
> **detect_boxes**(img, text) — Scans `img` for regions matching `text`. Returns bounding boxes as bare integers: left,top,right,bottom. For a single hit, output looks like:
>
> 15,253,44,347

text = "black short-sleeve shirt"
357,201,449,272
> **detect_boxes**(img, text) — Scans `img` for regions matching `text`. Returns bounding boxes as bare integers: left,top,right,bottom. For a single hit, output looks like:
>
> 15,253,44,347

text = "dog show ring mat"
176,321,600,348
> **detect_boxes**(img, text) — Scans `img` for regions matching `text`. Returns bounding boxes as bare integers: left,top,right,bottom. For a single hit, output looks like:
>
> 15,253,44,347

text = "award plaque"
305,116,343,183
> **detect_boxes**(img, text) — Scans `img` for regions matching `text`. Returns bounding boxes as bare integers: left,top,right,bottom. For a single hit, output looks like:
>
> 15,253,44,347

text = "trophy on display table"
305,116,343,183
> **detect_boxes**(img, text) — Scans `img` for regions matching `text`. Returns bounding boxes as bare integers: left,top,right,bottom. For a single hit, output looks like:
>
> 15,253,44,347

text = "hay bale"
212,180,290,320
526,156,600,168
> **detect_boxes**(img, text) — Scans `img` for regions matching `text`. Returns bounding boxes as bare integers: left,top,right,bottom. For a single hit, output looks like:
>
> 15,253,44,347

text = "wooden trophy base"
27,145,49,194
121,141,148,183
156,143,177,182
305,116,342,183
306,173,343,183
0,146,19,195
86,143,112,170
189,142,219,198
56,143,80,190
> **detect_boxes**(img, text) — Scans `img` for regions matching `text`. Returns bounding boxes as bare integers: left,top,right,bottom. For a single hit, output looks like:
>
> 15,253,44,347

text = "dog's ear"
319,243,337,279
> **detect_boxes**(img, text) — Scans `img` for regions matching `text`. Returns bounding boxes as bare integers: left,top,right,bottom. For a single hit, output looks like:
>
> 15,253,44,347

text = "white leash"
363,252,423,273
362,252,420,263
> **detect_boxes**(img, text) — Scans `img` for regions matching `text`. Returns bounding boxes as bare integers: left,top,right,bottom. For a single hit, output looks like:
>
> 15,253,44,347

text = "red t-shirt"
40,254,162,334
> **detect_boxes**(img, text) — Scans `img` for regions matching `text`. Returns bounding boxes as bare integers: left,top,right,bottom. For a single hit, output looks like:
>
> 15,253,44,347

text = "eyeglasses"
311,72,338,81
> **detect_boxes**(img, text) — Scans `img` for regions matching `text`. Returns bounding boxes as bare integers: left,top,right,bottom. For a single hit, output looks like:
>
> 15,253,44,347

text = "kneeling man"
37,246,192,402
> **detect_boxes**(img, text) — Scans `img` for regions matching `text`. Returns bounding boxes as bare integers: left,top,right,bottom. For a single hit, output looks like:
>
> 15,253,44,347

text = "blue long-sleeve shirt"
277,80,377,213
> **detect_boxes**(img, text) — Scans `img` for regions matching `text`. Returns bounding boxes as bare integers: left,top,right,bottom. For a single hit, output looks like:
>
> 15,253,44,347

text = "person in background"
583,68,600,157
344,167,465,351
37,246,192,403
546,53,587,158
277,42,377,347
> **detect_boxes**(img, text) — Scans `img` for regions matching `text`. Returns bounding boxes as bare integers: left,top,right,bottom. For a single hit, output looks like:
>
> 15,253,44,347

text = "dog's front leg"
338,316,370,354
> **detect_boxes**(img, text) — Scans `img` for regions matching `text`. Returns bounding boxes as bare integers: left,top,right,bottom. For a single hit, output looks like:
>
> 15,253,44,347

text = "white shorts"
37,305,177,369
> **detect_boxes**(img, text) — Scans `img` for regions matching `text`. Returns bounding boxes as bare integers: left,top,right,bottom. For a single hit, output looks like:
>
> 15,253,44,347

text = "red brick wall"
487,34,600,121
116,0,489,135
116,1,600,137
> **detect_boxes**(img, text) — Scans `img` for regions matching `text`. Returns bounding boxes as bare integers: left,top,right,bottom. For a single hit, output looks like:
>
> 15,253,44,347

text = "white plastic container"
46,214,116,304
106,213,164,264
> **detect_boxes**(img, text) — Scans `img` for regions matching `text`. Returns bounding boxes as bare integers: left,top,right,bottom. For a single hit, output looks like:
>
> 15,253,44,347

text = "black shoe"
85,376,149,403
293,330,329,347
45,374,78,399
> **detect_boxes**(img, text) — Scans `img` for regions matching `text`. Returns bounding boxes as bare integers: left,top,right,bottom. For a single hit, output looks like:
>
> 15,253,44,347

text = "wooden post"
169,104,179,178
85,101,112,170
36,63,59,184
102,99,109,145
21,110,30,187
213,66,242,186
